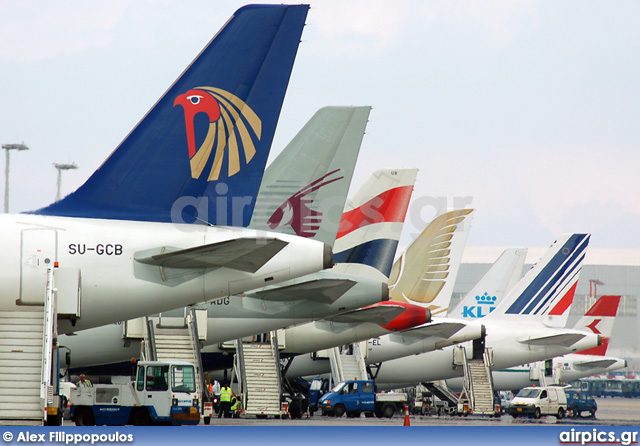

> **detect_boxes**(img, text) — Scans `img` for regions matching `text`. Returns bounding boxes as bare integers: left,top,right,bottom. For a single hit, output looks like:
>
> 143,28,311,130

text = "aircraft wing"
572,358,619,369
518,333,585,347
251,279,357,303
388,321,467,345
134,238,288,273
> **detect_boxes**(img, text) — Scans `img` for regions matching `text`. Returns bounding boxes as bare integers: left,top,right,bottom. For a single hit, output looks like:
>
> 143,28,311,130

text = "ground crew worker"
229,395,239,418
219,381,234,418
76,374,92,387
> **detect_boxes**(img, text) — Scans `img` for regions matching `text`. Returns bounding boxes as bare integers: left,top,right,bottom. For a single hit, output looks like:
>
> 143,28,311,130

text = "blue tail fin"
34,5,309,226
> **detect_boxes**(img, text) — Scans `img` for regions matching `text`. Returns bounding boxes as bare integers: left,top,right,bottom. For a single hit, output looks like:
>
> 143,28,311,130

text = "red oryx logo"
267,169,343,237
173,87,262,181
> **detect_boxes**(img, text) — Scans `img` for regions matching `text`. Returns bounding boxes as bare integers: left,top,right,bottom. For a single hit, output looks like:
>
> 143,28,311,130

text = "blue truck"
319,379,408,418
566,390,597,418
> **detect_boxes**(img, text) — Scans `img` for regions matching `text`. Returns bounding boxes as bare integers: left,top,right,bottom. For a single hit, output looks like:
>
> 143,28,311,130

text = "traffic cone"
403,405,410,426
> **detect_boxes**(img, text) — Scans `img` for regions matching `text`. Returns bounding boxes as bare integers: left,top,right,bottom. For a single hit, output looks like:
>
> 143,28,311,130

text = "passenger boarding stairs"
328,342,368,385
457,346,496,415
234,332,283,417
142,308,205,410
423,381,460,413
0,267,58,425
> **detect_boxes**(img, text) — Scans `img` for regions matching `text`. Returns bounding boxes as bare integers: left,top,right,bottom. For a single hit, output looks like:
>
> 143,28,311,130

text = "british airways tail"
34,5,309,226
250,106,371,247
486,233,590,327
448,248,527,319
573,295,621,356
387,209,474,315
332,169,418,277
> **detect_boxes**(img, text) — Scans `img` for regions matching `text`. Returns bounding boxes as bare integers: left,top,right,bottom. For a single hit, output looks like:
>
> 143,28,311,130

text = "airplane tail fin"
34,5,309,226
487,233,590,327
573,295,621,356
387,209,474,315
332,169,418,277
250,106,371,247
448,248,527,319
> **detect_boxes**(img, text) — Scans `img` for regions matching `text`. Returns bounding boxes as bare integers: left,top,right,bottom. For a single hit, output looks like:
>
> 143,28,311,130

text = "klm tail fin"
250,106,371,246
34,5,309,226
573,295,621,356
332,169,418,276
487,233,590,327
448,248,527,319
387,209,474,315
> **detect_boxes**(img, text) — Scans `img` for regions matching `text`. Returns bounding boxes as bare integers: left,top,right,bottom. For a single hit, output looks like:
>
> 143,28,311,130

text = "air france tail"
35,5,309,227
486,233,590,328
333,169,418,277
250,106,371,246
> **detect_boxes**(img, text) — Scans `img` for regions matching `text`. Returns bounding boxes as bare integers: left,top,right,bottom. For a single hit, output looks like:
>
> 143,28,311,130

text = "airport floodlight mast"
2,143,29,213
54,162,78,202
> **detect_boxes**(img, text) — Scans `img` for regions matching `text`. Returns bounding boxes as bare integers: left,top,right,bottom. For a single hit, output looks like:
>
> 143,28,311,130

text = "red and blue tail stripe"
505,234,590,315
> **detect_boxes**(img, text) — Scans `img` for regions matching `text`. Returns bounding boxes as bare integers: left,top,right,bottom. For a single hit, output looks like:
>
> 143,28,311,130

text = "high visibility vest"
208,383,213,394
220,387,232,402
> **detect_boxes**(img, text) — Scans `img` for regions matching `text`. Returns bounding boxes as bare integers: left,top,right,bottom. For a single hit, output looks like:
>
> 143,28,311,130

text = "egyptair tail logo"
174,87,262,181
267,169,344,237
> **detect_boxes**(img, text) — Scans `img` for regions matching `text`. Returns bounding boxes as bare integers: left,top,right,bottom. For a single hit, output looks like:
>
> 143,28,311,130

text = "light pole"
2,143,29,213
54,162,78,202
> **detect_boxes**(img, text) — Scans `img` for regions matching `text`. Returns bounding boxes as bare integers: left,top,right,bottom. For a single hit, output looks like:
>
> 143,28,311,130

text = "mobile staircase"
234,332,284,418
455,346,498,416
0,266,60,425
142,307,206,411
328,342,368,385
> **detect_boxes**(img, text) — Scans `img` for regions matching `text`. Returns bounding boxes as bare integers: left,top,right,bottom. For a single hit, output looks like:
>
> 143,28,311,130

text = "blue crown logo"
475,292,497,305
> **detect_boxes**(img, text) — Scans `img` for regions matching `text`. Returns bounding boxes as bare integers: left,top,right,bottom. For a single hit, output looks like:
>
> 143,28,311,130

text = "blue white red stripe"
505,234,590,315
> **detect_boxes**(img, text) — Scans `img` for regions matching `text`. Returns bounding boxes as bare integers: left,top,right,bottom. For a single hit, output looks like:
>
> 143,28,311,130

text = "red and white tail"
573,295,621,356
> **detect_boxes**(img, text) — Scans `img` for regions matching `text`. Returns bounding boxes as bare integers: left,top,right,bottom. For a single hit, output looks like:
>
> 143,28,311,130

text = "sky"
0,0,639,250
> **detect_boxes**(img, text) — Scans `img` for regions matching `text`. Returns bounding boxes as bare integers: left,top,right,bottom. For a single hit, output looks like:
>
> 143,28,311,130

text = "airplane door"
20,229,57,305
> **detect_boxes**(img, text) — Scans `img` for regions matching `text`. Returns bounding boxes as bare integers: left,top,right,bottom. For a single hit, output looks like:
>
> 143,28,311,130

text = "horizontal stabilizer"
573,358,619,369
135,238,288,273
329,305,406,325
389,321,467,345
518,332,585,347
252,279,356,303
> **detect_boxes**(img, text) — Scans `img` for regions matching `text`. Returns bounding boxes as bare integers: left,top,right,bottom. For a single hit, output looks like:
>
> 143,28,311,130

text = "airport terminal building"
452,247,640,367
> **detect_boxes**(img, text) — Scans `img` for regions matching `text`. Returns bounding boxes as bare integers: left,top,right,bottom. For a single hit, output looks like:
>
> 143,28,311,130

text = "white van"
509,386,567,419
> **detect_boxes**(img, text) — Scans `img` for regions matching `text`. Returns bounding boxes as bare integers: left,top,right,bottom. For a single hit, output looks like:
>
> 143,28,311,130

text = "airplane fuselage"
1,214,329,334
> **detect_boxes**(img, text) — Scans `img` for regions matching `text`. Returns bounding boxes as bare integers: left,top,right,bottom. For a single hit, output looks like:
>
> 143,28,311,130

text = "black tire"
203,417,211,425
75,407,95,426
381,404,395,419
590,409,596,418
556,408,564,419
46,413,62,426
131,408,152,426
511,412,518,419
334,404,346,418
534,408,541,419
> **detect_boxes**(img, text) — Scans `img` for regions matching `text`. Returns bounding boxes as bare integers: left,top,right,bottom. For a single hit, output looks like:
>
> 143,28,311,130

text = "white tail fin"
448,248,527,319
486,233,590,328
388,209,473,316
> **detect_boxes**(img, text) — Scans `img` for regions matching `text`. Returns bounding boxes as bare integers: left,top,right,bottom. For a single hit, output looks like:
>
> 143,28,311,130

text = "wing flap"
389,321,466,345
519,333,585,347
135,238,288,273
328,306,406,325
251,279,356,303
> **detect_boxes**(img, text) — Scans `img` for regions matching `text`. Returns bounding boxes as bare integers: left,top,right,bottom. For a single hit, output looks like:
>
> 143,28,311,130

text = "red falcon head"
174,89,221,158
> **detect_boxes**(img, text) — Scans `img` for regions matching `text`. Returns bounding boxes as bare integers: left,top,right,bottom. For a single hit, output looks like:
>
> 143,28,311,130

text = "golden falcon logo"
174,87,262,181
